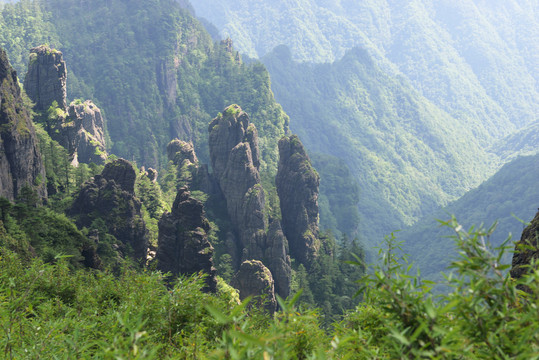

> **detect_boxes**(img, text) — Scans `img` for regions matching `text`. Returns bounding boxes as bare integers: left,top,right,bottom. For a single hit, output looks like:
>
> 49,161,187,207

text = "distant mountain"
491,121,539,162
401,154,539,281
263,45,496,245
191,0,538,132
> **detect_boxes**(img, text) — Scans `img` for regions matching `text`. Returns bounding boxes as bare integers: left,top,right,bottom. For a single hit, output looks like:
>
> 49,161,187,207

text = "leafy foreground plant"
333,218,539,359
2,217,539,359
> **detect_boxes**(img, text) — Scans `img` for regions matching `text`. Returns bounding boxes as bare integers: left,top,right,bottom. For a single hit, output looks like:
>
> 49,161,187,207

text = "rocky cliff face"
69,159,148,260
64,101,107,165
276,135,320,266
0,47,47,202
511,211,539,288
23,45,67,111
156,186,217,292
208,105,266,259
265,219,292,298
24,46,106,165
232,260,277,313
167,139,218,195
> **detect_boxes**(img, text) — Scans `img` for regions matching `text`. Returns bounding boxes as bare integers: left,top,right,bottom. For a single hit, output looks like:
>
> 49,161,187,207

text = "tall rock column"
23,45,67,111
208,104,266,260
276,135,320,266
0,47,47,201
208,105,291,298
24,46,107,165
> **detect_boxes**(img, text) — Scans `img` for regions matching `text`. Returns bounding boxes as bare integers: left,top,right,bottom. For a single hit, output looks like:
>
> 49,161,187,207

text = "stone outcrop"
167,139,198,165
265,219,292,298
511,211,539,289
101,158,137,194
156,186,217,292
167,139,218,195
24,45,67,111
232,260,277,313
145,167,158,183
276,135,320,266
69,159,148,260
24,46,107,165
208,105,265,259
0,47,47,201
64,101,107,165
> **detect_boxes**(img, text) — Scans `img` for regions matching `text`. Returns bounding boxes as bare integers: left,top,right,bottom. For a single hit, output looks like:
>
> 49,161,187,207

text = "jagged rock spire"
208,105,265,258
69,159,148,260
24,46,107,165
511,210,539,292
208,105,291,298
276,135,320,266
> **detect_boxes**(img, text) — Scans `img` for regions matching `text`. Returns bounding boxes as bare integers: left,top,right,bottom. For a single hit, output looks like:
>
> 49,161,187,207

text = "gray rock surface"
156,187,217,292
232,259,277,313
167,139,219,194
208,105,292,298
0,47,47,201
23,45,67,111
208,105,266,258
64,100,107,165
24,46,107,165
276,135,320,266
167,139,198,165
101,158,137,194
69,159,148,260
511,211,539,290
265,219,292,298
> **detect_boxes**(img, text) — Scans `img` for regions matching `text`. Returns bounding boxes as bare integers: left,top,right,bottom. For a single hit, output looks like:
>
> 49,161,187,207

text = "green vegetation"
263,45,496,247
401,154,539,282
2,215,539,358
191,0,538,131
0,0,288,175
311,153,360,238
1,1,538,358
193,0,538,252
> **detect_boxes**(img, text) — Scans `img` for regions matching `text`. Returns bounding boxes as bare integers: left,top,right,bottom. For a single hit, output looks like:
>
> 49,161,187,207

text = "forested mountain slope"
192,0,537,132
0,0,288,171
263,45,495,244
193,0,537,245
401,154,539,281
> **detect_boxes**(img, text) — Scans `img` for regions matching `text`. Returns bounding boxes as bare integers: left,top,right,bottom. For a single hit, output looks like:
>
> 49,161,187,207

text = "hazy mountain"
263,45,497,245
401,154,539,281
191,0,538,134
